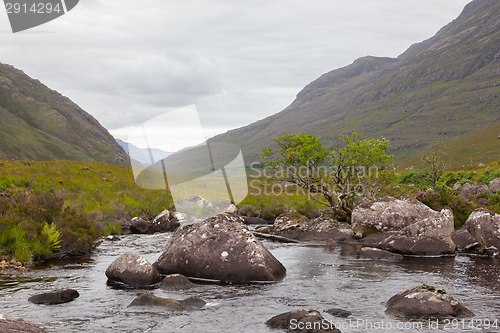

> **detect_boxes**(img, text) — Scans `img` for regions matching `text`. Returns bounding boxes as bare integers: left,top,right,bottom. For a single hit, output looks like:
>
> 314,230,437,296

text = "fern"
43,223,61,251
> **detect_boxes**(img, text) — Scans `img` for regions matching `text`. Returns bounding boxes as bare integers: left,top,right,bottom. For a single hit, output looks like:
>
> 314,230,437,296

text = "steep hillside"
213,0,499,166
0,63,127,164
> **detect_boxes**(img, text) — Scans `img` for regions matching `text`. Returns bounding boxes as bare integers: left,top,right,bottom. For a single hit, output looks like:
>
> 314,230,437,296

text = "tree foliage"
421,141,446,189
261,132,393,221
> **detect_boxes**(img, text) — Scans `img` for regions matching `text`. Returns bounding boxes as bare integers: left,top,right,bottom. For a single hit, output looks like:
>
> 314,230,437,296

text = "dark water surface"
1,233,499,332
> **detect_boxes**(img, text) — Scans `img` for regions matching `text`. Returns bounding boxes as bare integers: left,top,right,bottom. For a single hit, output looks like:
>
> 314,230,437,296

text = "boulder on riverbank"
129,293,205,311
153,217,286,283
28,289,79,305
130,210,179,234
272,213,353,241
380,208,456,256
386,285,474,319
464,209,500,255
105,252,161,287
0,316,47,333
351,197,442,238
266,308,340,332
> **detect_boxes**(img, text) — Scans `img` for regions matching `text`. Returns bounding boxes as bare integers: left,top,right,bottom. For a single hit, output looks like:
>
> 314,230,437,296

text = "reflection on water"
0,234,499,333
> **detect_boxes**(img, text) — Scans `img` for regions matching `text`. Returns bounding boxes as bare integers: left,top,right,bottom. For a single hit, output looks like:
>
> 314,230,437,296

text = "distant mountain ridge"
0,63,127,164
116,139,171,165
212,0,499,166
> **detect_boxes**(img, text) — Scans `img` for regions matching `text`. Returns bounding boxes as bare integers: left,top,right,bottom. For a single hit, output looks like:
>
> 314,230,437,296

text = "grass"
0,160,173,264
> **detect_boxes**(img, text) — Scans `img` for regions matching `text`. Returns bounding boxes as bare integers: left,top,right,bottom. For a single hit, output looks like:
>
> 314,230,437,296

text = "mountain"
212,0,499,167
116,139,171,165
0,63,127,164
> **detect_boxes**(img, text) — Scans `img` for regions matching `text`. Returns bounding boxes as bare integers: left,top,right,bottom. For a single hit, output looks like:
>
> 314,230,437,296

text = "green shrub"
478,169,500,184
396,171,432,187
103,222,122,236
238,204,256,217
448,197,475,229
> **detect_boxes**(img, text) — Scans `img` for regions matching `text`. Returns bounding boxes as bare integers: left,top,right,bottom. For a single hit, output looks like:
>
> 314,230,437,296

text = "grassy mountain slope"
213,0,499,167
0,63,127,164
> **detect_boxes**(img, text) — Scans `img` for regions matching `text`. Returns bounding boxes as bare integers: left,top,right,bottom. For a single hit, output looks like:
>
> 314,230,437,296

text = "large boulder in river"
463,209,500,254
351,197,442,238
273,213,353,241
160,274,195,290
380,208,456,256
105,252,161,287
266,308,340,333
386,285,474,319
153,218,286,283
28,289,79,305
0,316,47,333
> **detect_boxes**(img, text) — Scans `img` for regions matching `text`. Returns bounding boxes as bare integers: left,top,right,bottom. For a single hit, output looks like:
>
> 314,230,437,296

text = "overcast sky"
0,0,471,151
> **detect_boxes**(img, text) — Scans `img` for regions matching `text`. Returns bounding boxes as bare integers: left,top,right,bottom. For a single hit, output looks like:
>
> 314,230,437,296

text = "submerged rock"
325,308,352,318
358,247,403,260
266,308,340,332
28,289,79,305
351,197,442,238
273,213,353,241
129,293,205,310
0,316,47,332
160,274,195,290
105,252,161,287
153,217,286,283
386,285,474,319
380,208,456,256
464,209,500,255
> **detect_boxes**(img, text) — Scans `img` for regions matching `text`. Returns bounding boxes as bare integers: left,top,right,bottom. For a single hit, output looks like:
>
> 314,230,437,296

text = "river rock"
380,208,456,256
459,183,489,198
452,229,480,252
130,217,149,234
241,216,270,225
266,308,340,333
463,209,500,254
351,197,442,238
358,247,403,260
28,289,79,305
273,214,353,241
153,217,286,283
129,293,205,310
386,285,474,319
150,209,179,233
488,178,500,193
0,315,47,333
160,274,194,290
105,252,161,287
206,212,244,223
325,308,352,318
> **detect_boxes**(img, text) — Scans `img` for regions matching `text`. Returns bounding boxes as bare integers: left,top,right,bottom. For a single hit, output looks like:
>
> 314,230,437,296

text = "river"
1,233,499,332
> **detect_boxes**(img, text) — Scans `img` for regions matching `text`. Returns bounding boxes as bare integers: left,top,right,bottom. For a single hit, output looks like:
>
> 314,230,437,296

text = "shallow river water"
1,233,499,333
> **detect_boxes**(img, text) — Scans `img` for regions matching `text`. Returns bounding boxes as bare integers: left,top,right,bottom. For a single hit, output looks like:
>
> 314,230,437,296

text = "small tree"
421,141,445,189
261,132,393,221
